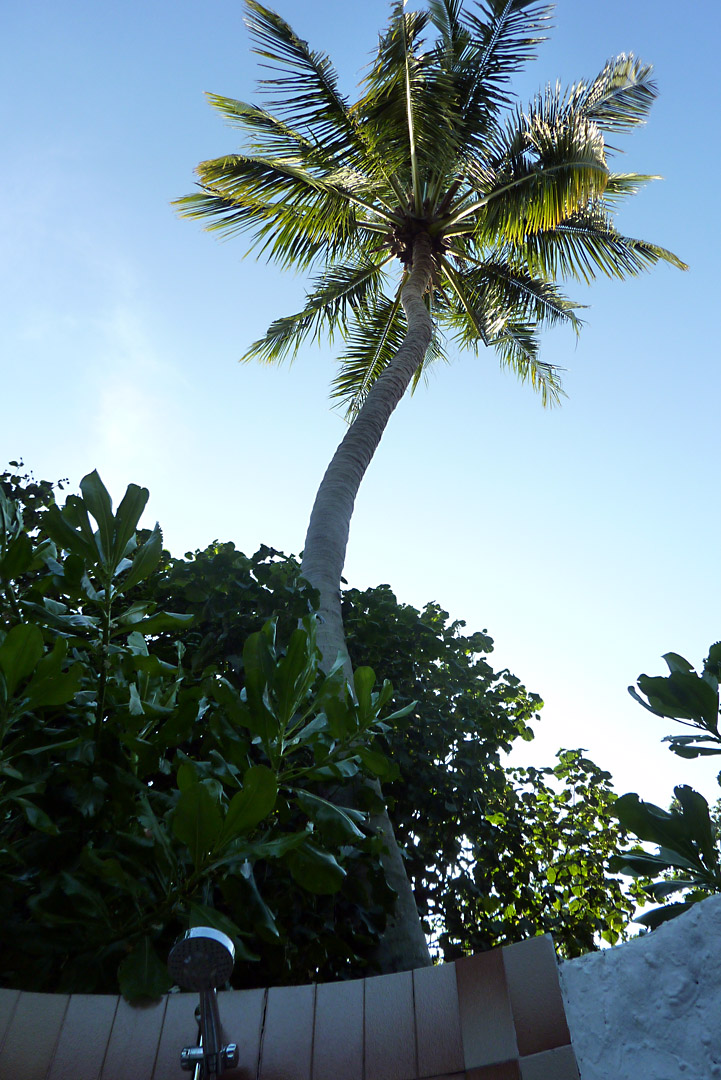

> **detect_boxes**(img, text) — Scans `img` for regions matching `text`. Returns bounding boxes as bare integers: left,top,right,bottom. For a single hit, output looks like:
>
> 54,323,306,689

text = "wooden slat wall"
0,934,578,1080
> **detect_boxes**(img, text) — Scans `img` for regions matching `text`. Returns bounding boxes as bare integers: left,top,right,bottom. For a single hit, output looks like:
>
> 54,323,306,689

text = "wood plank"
220,987,266,1080
519,1044,579,1080
455,951,518,1069
502,936,570,1057
101,996,167,1080
0,989,20,1052
364,969,417,1080
312,977,364,1080
259,983,315,1080
466,1063,521,1079
152,991,199,1080
47,994,118,1080
0,991,69,1080
413,963,464,1078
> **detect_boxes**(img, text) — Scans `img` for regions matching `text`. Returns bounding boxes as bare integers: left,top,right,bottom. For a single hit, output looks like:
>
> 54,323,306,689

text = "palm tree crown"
176,0,685,417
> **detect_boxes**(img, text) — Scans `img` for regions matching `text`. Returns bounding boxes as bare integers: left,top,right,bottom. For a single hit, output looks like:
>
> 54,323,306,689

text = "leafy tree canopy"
611,643,721,929
0,464,642,997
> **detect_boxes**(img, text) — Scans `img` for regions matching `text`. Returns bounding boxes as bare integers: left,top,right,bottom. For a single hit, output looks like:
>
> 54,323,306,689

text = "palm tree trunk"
301,233,435,972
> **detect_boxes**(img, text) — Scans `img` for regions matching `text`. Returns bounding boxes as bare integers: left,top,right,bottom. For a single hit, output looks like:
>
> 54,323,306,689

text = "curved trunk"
301,234,435,972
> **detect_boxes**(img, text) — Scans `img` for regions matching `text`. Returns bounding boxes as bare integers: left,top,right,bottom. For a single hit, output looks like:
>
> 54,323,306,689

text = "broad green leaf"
354,666,376,718
0,532,32,580
356,744,399,780
292,714,329,745
313,667,353,739
110,610,194,638
243,622,277,710
636,671,719,728
118,524,163,594
612,792,702,868
79,471,115,566
634,901,695,930
118,938,173,1002
0,487,21,540
663,652,694,675
115,601,154,626
674,785,718,869
128,684,145,716
295,790,366,843
374,679,395,713
43,504,95,563
241,625,280,744
24,659,82,710
173,782,223,868
706,642,721,670
217,765,278,848
306,758,360,782
275,626,317,726
285,841,346,894
247,829,311,859
0,623,43,696
664,735,721,759
212,677,266,739
610,850,698,875
111,483,150,567
137,793,178,877
237,862,281,940
383,700,417,724
644,878,705,901
177,761,198,791
16,797,60,835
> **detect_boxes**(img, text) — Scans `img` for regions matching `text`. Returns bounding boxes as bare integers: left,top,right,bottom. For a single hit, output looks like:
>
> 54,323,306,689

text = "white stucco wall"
559,894,721,1079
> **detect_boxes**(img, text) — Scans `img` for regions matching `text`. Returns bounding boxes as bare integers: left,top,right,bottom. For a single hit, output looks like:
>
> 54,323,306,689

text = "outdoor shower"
167,927,240,1078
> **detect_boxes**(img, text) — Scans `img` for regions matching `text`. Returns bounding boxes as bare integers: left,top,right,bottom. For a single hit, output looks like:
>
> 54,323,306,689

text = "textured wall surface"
559,894,721,1079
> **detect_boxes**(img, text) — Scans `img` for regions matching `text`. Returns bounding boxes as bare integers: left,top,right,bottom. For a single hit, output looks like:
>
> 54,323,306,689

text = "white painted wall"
559,895,721,1079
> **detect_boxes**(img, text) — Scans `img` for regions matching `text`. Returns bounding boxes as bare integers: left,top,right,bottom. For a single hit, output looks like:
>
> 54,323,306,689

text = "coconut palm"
176,0,686,970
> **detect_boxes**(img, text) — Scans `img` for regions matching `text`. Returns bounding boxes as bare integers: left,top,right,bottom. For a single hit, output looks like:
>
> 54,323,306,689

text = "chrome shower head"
167,927,236,991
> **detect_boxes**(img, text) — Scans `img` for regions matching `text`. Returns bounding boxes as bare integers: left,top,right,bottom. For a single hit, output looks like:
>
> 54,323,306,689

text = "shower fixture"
168,927,240,1079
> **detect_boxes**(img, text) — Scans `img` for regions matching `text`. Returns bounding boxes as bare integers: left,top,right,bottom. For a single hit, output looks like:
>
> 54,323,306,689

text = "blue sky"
3,0,720,805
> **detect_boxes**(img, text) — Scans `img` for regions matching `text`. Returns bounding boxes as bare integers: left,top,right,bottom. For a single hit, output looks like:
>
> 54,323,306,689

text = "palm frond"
448,255,582,330
197,152,394,220
491,321,565,405
175,152,399,269
570,54,657,134
427,0,466,46
243,0,358,158
204,94,338,170
422,1,552,189
438,256,492,344
439,258,564,404
242,257,393,365
602,172,659,203
450,92,609,241
330,286,411,417
357,4,439,190
461,0,552,106
520,207,688,284
175,190,355,271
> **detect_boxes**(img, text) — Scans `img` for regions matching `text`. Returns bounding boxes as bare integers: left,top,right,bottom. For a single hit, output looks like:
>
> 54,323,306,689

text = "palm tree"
176,0,686,971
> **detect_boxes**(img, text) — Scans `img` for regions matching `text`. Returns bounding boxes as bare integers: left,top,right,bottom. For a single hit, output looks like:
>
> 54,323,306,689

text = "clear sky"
3,0,720,807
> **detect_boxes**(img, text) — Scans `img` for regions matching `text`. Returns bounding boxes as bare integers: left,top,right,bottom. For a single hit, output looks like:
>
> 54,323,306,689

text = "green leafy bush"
0,468,403,997
612,643,721,927
0,464,642,996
